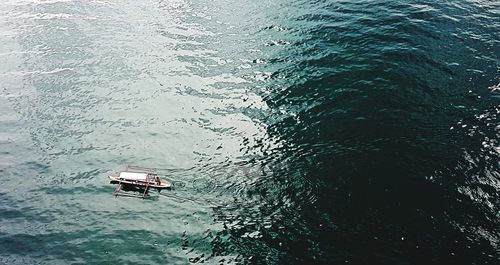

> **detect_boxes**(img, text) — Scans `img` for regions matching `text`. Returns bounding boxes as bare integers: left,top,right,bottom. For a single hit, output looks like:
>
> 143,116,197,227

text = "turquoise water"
0,0,499,264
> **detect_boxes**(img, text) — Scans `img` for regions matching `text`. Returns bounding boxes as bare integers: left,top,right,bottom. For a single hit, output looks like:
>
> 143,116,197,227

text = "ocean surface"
0,0,499,264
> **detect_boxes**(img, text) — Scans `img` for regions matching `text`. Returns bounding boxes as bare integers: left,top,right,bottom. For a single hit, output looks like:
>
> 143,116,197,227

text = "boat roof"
119,172,149,180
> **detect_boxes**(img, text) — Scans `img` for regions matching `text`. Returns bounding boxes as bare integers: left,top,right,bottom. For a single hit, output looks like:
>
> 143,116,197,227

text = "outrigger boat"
109,165,172,198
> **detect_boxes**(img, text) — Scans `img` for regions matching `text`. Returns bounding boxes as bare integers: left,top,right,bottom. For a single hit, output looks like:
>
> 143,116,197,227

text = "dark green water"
0,0,499,264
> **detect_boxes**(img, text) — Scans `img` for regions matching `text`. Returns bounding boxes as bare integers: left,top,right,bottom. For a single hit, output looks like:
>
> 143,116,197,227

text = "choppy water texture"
0,0,499,264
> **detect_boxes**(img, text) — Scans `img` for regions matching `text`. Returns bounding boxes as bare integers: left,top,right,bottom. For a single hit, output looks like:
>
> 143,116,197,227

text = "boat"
109,165,172,198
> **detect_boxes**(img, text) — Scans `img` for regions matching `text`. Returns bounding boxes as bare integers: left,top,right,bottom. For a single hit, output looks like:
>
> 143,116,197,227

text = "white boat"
109,166,171,198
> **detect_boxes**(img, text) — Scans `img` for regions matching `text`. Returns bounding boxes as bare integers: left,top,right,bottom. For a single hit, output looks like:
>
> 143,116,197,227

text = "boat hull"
109,175,172,190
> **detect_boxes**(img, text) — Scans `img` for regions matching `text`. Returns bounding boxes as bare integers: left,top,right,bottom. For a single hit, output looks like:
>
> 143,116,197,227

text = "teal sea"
0,0,499,264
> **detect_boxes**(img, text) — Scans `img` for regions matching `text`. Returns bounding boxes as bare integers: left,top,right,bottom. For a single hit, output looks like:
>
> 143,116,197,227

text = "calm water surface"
0,0,499,264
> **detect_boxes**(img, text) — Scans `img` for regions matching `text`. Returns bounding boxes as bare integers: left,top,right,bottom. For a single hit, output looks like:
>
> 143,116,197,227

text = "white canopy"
119,172,148,180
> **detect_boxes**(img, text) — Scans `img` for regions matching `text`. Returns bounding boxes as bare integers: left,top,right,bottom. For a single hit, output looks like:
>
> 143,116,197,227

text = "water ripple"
0,0,499,264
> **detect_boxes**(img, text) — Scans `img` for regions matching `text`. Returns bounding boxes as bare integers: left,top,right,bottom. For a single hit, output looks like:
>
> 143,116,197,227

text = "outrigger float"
109,165,172,199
